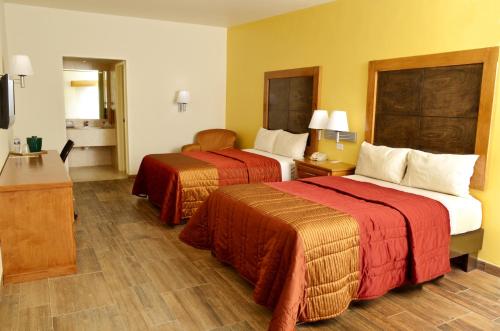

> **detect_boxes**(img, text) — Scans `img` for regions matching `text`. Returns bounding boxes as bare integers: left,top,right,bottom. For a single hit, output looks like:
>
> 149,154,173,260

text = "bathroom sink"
69,126,112,129
66,127,117,147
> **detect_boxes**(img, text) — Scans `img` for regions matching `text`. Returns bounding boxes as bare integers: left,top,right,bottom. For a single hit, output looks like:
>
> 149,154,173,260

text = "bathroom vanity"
66,125,117,167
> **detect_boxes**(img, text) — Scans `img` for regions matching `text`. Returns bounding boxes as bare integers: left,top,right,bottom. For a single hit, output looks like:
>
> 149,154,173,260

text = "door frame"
114,61,130,174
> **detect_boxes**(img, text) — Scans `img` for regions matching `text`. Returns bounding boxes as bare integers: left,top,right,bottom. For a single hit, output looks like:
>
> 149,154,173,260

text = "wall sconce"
176,90,190,112
8,54,34,88
308,110,329,140
325,110,357,143
327,110,349,143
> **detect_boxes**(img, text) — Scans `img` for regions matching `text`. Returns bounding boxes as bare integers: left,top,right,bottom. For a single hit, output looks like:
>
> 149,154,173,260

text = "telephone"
310,152,327,161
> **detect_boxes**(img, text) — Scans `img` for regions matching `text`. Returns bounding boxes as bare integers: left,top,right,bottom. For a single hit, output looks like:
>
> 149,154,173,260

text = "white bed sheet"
243,148,296,181
345,174,482,235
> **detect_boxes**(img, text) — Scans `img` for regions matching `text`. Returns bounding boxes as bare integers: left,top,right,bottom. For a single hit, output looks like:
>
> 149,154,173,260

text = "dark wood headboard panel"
365,47,499,190
264,66,320,156
375,64,482,153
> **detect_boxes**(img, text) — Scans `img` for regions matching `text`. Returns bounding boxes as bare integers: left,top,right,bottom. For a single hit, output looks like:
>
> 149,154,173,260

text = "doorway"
62,57,129,182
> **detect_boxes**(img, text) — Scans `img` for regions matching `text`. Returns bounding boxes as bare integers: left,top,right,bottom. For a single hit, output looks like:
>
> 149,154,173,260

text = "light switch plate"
336,143,344,151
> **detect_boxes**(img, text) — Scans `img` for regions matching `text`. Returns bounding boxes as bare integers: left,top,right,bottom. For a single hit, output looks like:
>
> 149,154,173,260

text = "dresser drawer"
297,164,330,178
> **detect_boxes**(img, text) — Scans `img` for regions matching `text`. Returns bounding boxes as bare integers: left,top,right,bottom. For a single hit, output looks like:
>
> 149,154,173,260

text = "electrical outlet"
336,143,344,151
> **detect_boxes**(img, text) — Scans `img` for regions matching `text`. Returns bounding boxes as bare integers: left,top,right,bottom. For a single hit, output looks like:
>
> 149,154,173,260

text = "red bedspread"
132,149,281,225
180,176,450,330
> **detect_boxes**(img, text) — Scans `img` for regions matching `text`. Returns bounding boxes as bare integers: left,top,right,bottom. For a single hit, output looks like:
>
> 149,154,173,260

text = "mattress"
345,175,482,235
243,148,296,181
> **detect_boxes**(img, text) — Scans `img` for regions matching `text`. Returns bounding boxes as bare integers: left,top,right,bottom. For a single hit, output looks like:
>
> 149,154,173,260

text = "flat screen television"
0,74,15,129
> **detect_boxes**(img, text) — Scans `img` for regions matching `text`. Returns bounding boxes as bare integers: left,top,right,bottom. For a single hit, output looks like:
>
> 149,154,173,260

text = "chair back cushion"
196,129,236,151
60,139,75,163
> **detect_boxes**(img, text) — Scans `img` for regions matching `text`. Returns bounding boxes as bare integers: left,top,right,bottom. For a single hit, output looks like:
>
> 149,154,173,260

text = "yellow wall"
226,0,500,265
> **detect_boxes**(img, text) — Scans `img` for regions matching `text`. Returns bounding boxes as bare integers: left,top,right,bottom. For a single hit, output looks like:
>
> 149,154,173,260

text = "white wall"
0,0,6,286
0,0,11,170
4,4,227,173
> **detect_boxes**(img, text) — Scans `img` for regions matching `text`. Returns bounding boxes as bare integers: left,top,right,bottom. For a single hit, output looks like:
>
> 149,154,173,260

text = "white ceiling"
5,0,333,27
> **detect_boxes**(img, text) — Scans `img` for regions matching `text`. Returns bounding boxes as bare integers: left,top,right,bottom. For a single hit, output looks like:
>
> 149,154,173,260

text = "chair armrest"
181,143,201,152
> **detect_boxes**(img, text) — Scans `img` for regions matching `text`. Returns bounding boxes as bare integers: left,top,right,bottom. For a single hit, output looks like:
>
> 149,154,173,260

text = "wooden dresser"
0,150,76,283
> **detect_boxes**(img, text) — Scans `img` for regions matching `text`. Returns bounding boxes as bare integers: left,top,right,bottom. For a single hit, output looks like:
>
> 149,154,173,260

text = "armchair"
182,129,237,152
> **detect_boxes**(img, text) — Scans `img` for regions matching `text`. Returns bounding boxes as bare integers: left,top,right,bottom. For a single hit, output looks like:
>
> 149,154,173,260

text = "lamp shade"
327,110,349,132
308,110,329,129
176,90,190,104
9,54,34,76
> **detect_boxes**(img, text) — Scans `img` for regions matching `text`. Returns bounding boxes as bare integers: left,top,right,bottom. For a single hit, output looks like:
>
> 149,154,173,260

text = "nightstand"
294,159,355,179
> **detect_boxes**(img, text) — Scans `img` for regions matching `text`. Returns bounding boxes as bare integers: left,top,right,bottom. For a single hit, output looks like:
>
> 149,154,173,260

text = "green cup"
27,136,42,152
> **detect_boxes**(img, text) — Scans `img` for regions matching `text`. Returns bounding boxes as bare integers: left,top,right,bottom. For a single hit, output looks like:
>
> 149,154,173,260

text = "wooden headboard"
264,66,320,156
365,47,499,190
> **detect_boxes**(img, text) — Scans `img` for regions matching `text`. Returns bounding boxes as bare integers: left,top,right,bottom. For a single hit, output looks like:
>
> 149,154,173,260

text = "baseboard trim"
476,259,500,277
3,264,77,284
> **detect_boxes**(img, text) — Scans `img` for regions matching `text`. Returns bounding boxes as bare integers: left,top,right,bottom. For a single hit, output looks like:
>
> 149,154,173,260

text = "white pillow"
401,150,478,197
355,142,410,184
272,131,309,159
254,128,282,153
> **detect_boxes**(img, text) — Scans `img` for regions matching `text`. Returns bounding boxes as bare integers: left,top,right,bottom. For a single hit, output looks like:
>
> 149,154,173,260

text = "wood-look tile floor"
69,166,128,183
1,179,499,331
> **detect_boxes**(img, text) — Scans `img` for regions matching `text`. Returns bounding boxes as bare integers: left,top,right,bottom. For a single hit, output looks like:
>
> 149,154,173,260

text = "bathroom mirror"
64,69,108,120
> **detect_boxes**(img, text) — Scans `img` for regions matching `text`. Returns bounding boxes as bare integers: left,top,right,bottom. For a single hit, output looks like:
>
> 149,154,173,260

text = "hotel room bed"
132,148,284,225
180,175,455,330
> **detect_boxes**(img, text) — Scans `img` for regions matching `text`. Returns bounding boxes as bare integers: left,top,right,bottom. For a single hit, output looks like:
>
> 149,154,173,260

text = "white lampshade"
327,110,349,132
308,110,329,129
9,54,34,76
176,90,190,104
